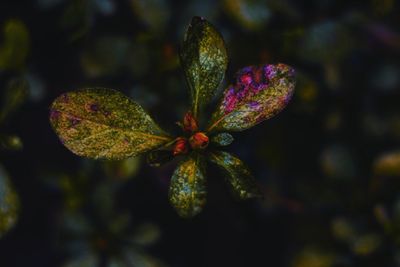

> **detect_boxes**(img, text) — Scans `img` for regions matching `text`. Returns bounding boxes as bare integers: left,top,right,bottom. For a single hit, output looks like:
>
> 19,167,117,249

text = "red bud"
183,112,198,132
173,137,189,156
189,132,209,150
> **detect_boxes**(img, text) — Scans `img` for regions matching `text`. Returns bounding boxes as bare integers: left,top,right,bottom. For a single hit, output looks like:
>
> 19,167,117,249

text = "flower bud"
183,111,198,132
189,132,209,150
172,137,189,156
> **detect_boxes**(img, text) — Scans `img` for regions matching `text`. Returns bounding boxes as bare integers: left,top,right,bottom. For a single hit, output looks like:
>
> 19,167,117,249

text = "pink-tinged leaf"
208,63,295,132
49,88,172,160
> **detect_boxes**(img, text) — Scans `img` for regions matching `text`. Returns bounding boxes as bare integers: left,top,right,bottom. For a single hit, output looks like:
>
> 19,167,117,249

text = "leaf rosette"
50,16,296,217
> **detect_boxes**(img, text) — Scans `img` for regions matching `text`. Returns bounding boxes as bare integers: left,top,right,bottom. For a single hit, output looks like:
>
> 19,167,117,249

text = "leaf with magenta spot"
49,88,172,160
0,165,19,238
209,150,261,199
169,153,206,218
180,16,228,118
208,63,295,132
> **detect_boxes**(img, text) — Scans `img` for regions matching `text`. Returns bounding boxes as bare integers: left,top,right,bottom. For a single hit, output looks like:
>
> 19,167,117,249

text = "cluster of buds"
172,112,209,156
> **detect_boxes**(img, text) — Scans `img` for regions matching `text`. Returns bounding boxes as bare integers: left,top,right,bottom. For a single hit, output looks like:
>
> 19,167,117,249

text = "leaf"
180,16,228,118
60,0,91,41
210,132,234,146
50,88,172,160
373,151,400,176
132,222,161,246
0,77,29,123
0,19,30,71
0,165,19,238
63,253,99,267
222,0,271,31
168,153,206,218
209,150,261,199
293,247,335,267
0,134,23,151
102,157,141,180
130,0,171,33
350,233,381,256
118,248,166,267
146,150,173,167
208,63,295,132
80,36,131,78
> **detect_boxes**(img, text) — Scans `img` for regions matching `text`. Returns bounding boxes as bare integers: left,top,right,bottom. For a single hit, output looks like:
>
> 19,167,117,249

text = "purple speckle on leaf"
69,117,81,127
89,103,99,112
236,85,249,100
59,137,66,145
50,109,61,121
223,86,238,113
264,65,277,80
123,137,130,145
288,67,295,77
60,93,69,103
248,101,260,109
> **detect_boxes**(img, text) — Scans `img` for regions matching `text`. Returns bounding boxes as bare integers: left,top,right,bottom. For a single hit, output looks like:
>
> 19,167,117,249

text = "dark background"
1,0,400,266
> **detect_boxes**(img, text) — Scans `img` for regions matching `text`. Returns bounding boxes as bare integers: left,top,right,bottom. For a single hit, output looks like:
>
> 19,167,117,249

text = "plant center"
189,132,209,150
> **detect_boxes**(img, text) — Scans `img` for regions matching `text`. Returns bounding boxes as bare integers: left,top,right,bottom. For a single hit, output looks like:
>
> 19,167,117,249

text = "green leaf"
207,64,295,132
0,134,23,151
222,0,271,31
63,253,99,267
0,77,29,123
146,150,173,167
210,132,234,146
117,248,166,267
169,153,206,218
0,19,30,71
50,88,172,160
60,0,91,41
80,36,131,78
180,16,228,118
132,222,161,246
209,150,261,199
130,0,171,33
102,157,141,181
0,165,19,238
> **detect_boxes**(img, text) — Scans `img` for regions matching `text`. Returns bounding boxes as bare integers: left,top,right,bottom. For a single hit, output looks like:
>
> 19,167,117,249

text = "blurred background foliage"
0,0,400,266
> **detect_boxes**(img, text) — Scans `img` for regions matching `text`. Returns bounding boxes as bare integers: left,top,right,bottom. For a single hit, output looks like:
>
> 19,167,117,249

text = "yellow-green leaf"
0,165,19,238
146,150,173,167
209,150,261,199
63,254,99,267
102,156,141,181
0,19,30,71
0,134,23,151
50,88,172,160
222,0,271,31
180,16,228,118
169,154,206,218
208,64,295,132
0,77,29,123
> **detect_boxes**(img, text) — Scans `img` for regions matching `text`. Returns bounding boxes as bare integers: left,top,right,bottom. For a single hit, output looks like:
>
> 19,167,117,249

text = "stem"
206,114,227,133
160,137,180,149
